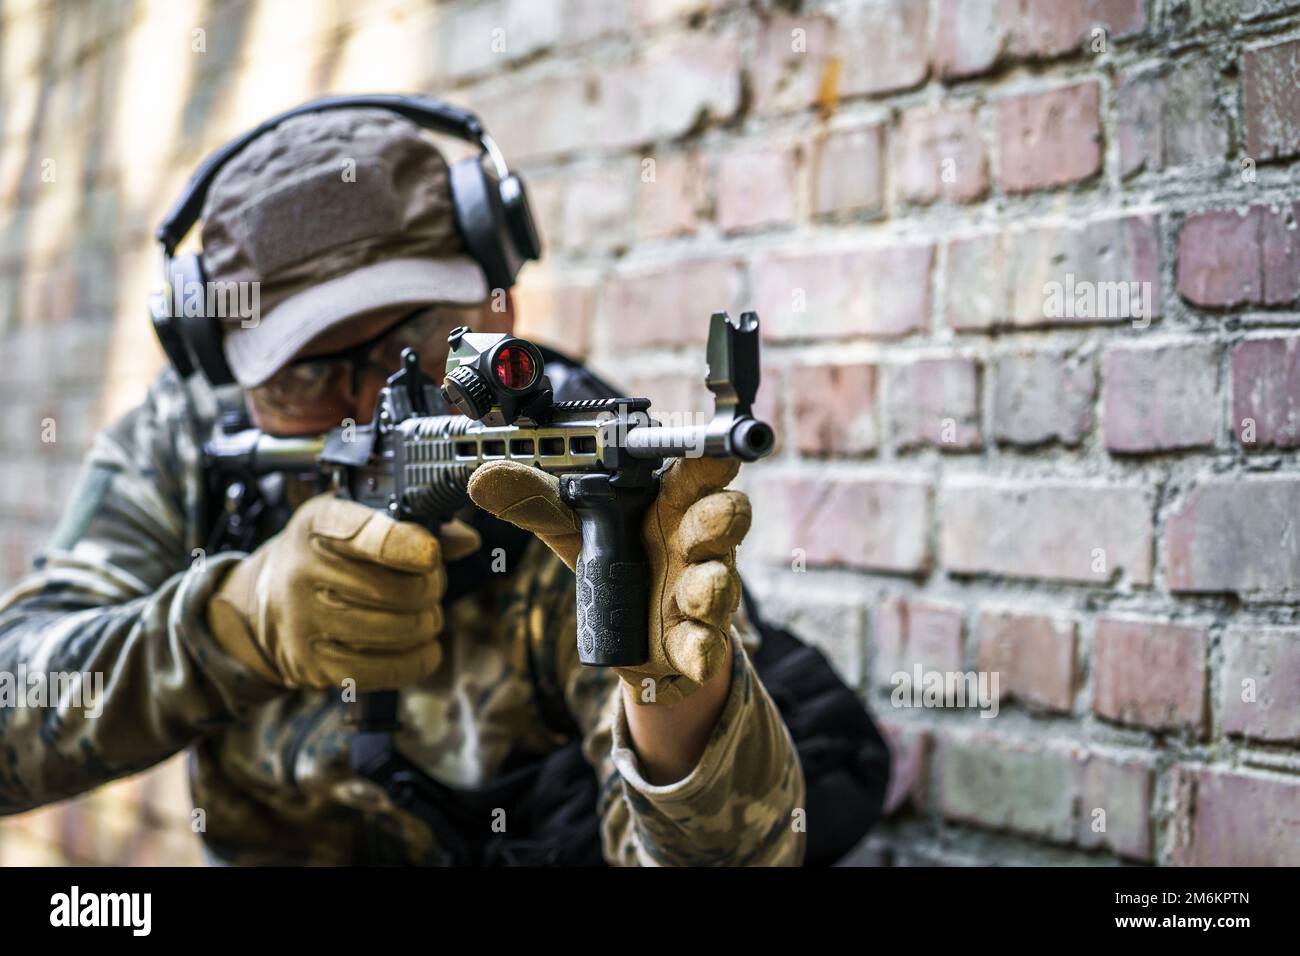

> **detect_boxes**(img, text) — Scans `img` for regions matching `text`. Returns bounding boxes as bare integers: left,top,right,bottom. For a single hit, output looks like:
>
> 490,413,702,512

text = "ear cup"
450,156,528,291
171,253,237,386
149,280,197,379
498,173,542,263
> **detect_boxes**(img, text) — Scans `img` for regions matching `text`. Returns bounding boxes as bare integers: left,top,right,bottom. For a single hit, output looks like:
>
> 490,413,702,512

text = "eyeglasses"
247,305,476,421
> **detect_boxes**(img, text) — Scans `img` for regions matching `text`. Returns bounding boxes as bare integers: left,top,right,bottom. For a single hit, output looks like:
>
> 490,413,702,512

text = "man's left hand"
467,456,751,706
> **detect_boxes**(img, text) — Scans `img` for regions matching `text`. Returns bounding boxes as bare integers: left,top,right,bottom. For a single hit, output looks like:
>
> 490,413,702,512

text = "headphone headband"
156,94,491,255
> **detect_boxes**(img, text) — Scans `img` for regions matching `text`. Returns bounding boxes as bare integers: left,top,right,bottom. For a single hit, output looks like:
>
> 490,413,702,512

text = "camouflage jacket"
0,363,806,866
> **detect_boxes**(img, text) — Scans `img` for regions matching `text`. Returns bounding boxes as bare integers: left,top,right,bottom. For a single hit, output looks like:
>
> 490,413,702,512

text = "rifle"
203,310,774,841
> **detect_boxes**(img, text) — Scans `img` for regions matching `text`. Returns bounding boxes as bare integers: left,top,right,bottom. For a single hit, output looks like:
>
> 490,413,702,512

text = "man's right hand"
206,493,479,690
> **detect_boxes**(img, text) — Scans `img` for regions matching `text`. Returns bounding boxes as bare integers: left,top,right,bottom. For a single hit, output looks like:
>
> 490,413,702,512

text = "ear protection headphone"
149,93,542,386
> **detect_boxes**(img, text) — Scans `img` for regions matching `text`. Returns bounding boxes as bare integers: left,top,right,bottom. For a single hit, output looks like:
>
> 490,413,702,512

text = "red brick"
475,31,743,161
874,596,965,687
997,81,1102,193
934,0,1007,79
627,31,743,143
751,244,932,341
1092,616,1207,732
1171,765,1300,865
717,141,801,234
1074,750,1154,861
513,275,597,358
936,0,1145,79
976,609,1077,713
749,12,838,116
938,732,1079,843
1007,0,1146,58
1244,37,1300,162
1102,342,1218,453
891,103,988,205
1118,62,1230,177
1221,626,1300,743
636,150,710,240
1165,477,1300,599
883,357,981,450
554,160,636,256
751,2,928,115
1262,200,1300,305
1177,206,1261,308
599,258,743,349
751,474,932,574
991,350,1096,447
791,362,878,456
944,215,1161,330
879,719,931,816
838,0,930,97
1232,336,1300,449
940,480,1153,585
811,124,884,219
464,73,611,162
1178,202,1300,308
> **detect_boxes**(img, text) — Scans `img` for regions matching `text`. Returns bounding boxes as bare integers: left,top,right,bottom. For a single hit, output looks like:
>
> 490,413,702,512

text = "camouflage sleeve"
553,582,807,866
0,373,281,814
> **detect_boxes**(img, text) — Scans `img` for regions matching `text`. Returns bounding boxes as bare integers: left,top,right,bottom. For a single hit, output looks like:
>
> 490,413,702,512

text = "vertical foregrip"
561,473,656,667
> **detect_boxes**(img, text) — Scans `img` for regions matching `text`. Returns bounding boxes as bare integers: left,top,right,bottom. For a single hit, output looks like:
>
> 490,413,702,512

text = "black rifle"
204,310,774,844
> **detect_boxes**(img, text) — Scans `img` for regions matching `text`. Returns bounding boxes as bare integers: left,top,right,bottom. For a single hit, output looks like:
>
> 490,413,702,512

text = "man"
0,107,806,865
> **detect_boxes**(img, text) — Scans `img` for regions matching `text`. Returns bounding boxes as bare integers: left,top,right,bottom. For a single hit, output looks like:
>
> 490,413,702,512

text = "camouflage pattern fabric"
0,368,805,866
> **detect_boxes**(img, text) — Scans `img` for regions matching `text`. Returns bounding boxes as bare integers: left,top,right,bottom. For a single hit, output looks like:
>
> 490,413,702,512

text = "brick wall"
1,0,1298,865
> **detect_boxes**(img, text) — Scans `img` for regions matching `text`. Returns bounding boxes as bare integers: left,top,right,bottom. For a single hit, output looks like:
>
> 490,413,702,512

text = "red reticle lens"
494,345,536,390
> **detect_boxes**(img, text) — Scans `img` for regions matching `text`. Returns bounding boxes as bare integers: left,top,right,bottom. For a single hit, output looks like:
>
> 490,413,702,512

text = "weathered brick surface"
1165,477,1300,599
936,0,1145,79
1102,342,1219,452
637,149,710,240
939,733,1152,857
1177,202,1300,308
1243,37,1300,162
1231,336,1300,449
717,140,801,235
1220,626,1300,743
883,357,981,451
751,475,932,575
791,361,879,456
599,258,744,349
1092,616,1208,732
1170,766,1300,865
879,719,931,816
991,349,1096,447
873,596,965,687
811,124,884,219
940,481,1153,585
997,82,1102,193
752,244,933,341
976,609,1077,713
891,103,988,205
1117,61,1230,177
1075,750,1154,861
944,215,1161,330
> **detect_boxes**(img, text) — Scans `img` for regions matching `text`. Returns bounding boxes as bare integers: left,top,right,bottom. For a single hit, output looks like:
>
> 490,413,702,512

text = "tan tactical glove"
468,457,750,706
206,493,480,690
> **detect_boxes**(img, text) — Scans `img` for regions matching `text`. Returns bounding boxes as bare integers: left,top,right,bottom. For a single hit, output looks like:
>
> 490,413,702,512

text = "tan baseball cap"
200,108,487,389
